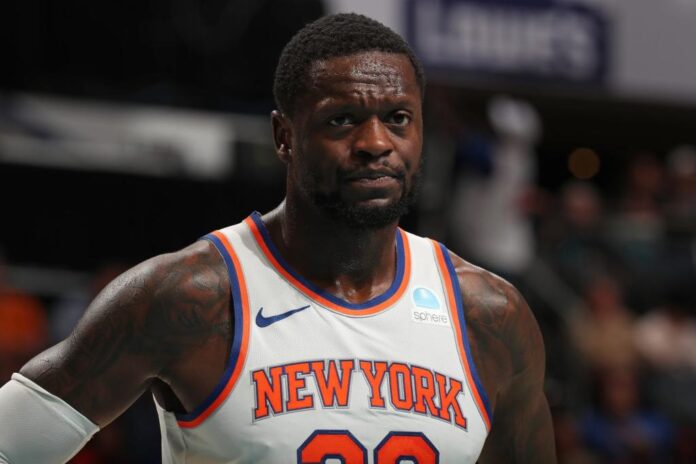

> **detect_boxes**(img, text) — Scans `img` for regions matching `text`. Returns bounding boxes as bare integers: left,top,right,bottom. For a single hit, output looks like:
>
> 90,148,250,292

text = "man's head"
272,14,425,229
273,13,425,118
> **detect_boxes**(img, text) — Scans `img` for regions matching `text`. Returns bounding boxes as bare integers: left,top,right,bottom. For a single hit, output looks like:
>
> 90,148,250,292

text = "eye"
328,115,354,127
388,112,411,127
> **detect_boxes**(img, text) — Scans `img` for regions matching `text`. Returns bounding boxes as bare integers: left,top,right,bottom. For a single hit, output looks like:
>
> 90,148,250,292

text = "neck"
261,199,399,303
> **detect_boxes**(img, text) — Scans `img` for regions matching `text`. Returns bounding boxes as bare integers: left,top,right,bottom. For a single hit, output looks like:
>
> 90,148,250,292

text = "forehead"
304,51,420,104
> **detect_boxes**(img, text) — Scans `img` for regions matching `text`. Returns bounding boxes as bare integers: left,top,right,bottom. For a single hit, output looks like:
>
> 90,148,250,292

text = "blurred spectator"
664,145,696,232
554,408,599,464
661,145,696,304
634,293,696,430
581,368,673,463
570,275,638,372
448,96,541,278
0,250,49,382
635,302,696,372
605,153,667,311
540,181,611,291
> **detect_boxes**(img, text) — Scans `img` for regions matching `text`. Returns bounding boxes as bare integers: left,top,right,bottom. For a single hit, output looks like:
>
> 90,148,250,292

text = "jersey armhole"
430,240,493,431
174,231,251,429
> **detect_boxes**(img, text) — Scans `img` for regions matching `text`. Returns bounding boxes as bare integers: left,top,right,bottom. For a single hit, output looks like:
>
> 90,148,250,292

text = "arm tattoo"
450,253,556,463
21,240,231,425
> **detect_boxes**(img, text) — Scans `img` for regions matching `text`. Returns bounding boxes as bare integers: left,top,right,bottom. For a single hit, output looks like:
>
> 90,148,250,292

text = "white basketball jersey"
156,212,492,463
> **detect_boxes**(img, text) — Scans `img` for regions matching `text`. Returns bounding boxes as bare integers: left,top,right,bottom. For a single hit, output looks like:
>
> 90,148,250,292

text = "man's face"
284,51,423,229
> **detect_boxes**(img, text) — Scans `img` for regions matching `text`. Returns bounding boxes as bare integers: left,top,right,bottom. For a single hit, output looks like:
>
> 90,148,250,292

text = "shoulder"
452,248,557,461
17,239,232,425
135,239,229,304
445,249,544,377
97,239,228,319
114,238,230,339
447,251,516,330
63,238,231,372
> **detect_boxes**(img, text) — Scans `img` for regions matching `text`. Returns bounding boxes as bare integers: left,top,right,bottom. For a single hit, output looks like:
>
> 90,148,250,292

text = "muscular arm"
17,240,231,427
478,286,556,463
451,255,556,463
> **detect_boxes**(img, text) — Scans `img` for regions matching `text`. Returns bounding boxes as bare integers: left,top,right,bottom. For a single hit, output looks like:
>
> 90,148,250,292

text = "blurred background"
1,0,695,462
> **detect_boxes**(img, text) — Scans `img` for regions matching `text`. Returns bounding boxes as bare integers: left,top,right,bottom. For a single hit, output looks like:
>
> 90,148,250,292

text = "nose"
352,116,393,158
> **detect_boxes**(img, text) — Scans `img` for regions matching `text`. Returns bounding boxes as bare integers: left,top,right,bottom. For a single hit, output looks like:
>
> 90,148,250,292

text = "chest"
160,226,494,463
165,290,488,464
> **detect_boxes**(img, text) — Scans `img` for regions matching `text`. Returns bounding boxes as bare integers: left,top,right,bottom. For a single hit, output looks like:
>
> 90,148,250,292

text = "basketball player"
0,13,556,463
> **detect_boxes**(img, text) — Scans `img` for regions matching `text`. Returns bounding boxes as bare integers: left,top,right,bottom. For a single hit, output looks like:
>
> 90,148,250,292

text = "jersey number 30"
297,430,438,463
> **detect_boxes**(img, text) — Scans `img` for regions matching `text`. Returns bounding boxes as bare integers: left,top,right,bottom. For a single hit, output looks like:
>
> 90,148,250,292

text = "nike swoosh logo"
255,305,310,328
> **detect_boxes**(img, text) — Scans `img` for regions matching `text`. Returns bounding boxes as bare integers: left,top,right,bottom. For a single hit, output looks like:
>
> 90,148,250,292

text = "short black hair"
273,13,425,117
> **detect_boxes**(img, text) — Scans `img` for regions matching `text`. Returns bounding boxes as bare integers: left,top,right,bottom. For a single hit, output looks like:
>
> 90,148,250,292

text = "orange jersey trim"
244,214,411,316
177,230,250,428
431,240,492,431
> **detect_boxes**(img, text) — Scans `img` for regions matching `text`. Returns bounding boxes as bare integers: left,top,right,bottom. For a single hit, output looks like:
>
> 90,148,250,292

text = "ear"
271,110,293,164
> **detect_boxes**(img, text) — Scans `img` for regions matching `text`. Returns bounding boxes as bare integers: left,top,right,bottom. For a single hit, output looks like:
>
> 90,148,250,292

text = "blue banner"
406,0,609,83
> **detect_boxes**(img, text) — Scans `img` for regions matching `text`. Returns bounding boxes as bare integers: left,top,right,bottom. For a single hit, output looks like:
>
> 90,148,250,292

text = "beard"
307,163,422,230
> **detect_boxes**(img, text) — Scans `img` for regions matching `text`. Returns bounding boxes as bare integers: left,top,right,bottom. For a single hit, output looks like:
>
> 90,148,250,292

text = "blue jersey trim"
250,211,405,311
438,242,493,423
174,233,244,422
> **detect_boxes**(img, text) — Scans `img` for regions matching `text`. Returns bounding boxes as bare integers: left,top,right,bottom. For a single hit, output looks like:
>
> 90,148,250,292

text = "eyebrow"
313,94,419,114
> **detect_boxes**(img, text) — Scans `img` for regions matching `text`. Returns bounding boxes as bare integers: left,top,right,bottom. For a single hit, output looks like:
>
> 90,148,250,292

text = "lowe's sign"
406,0,609,83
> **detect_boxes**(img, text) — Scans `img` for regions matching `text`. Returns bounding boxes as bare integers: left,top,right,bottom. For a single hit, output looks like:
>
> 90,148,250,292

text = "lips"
343,172,403,190
348,176,399,188
342,167,405,182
